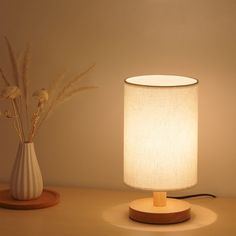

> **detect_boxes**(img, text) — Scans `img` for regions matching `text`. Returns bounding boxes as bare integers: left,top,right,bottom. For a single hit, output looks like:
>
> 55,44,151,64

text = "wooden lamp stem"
153,192,167,207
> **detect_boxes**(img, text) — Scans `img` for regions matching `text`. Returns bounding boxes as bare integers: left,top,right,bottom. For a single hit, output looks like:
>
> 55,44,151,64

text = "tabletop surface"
0,185,235,236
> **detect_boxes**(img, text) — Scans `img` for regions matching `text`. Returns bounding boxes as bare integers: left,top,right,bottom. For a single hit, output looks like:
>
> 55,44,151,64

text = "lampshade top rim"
125,75,198,87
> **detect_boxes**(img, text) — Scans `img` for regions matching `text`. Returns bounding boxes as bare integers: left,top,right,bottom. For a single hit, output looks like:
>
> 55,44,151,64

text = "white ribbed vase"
10,142,43,200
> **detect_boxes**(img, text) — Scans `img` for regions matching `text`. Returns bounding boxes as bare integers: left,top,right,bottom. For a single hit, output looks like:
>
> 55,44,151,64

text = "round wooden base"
0,189,60,210
129,198,191,224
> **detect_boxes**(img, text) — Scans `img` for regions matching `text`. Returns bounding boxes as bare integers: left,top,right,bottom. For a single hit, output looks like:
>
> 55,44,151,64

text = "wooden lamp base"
129,192,191,224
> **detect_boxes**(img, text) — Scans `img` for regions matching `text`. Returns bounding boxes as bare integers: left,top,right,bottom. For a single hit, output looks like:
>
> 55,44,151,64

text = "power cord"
168,193,216,199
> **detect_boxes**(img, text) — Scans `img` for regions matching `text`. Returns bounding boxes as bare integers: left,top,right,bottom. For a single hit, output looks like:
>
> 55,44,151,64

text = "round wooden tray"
0,189,60,210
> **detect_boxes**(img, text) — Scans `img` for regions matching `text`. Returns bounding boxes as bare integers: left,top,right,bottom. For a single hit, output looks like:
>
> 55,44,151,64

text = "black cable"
168,193,216,199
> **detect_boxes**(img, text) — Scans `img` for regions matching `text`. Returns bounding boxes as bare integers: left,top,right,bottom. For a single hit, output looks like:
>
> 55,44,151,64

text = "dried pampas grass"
4,36,20,86
0,37,97,143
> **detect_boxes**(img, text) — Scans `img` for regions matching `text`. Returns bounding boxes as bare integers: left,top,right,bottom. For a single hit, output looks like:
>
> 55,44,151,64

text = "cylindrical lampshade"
124,75,198,191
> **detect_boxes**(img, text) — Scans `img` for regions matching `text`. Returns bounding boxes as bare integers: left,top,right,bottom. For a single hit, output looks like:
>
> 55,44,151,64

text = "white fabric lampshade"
124,75,198,191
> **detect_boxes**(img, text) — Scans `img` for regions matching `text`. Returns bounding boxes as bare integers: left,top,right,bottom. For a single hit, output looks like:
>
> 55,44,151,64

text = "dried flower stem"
57,86,97,103
48,71,66,96
35,99,54,133
4,36,20,86
34,72,66,132
15,98,24,133
56,64,95,101
15,99,25,141
12,119,22,142
0,68,10,86
21,43,31,129
11,99,23,142
28,107,41,142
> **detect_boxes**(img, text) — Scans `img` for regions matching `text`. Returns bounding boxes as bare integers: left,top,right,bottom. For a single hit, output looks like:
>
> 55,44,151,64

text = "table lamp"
124,75,198,224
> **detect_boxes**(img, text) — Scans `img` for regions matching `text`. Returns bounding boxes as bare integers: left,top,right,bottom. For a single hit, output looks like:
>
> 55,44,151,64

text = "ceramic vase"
10,142,43,200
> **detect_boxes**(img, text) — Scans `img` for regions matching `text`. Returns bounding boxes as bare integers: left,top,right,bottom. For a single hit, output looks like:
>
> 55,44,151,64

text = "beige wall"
0,0,236,196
